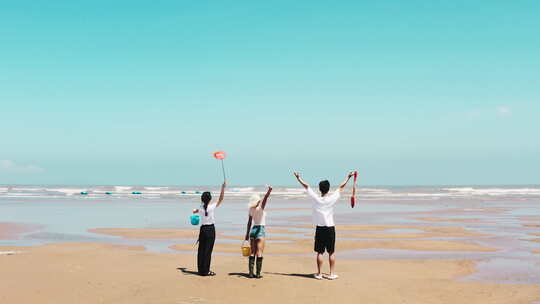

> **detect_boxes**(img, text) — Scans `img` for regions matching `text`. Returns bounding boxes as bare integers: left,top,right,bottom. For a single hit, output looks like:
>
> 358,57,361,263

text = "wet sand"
525,233,540,243
0,242,538,304
90,227,302,241
90,225,498,254
0,222,43,240
416,217,481,223
89,228,200,239
90,225,490,245
171,238,497,254
318,225,489,238
293,224,399,231
297,224,489,237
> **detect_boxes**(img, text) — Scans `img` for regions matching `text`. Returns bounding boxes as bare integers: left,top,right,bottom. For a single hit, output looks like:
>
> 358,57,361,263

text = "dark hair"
201,191,212,216
319,180,330,195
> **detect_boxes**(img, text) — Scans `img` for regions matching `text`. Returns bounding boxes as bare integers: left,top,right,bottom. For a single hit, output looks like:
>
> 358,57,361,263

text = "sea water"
1,185,539,283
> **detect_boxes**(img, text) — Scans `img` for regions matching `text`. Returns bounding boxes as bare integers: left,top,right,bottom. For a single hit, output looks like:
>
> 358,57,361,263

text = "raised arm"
261,185,273,209
338,171,355,190
216,181,226,207
244,216,253,241
293,172,309,189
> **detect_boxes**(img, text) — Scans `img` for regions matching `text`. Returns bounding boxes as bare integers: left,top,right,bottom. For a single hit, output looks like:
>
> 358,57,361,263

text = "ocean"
1,184,539,284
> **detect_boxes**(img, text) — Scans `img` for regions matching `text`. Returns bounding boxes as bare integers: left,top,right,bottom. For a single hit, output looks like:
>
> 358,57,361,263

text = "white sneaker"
313,273,323,280
325,274,339,280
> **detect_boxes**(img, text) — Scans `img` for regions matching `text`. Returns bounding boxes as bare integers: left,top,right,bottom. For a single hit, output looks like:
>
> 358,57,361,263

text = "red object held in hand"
351,171,358,208
213,151,227,160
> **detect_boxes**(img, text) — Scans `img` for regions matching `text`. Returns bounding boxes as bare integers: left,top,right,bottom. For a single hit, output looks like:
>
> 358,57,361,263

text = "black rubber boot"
248,256,255,278
255,257,263,278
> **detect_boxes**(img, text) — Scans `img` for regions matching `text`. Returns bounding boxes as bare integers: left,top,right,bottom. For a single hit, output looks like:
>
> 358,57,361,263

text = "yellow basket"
241,243,251,257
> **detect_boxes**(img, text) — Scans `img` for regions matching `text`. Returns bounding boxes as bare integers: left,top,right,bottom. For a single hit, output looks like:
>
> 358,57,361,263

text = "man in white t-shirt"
294,171,354,280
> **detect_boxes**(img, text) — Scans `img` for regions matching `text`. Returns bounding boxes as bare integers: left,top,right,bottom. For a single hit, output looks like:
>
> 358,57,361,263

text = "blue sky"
1,1,539,186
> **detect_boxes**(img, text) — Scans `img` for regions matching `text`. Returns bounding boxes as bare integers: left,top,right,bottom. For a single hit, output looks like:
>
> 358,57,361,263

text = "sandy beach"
1,186,539,303
170,238,498,254
1,242,539,304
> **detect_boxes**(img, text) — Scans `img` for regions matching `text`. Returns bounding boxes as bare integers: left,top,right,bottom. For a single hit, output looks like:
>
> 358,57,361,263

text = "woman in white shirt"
244,185,272,278
192,181,226,276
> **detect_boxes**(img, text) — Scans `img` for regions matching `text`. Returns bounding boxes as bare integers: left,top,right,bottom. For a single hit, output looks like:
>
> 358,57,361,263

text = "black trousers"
197,224,216,275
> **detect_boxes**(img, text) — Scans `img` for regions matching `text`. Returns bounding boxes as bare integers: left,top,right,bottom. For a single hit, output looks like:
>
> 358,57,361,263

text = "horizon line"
1,183,539,188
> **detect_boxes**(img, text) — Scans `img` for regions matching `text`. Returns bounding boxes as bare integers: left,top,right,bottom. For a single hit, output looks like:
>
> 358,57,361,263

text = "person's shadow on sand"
264,272,314,279
227,272,252,278
177,267,200,276
229,272,314,279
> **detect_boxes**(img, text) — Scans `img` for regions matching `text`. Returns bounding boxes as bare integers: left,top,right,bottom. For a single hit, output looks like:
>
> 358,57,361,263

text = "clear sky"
1,1,539,186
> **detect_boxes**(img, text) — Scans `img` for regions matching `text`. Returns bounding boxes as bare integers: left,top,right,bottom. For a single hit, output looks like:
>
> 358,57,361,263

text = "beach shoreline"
0,222,44,240
1,186,539,303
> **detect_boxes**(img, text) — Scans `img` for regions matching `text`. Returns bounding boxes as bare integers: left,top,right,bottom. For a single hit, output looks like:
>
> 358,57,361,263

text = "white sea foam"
145,186,169,191
11,187,46,191
2,193,49,198
45,188,87,196
285,188,301,192
1,185,538,200
141,190,178,194
358,193,453,198
443,187,476,192
114,186,132,192
360,188,391,192
443,187,540,196
230,187,255,192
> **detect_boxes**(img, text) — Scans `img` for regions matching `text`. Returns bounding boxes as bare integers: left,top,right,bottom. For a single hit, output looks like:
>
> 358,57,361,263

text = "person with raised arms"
244,185,273,278
192,181,226,276
293,171,354,280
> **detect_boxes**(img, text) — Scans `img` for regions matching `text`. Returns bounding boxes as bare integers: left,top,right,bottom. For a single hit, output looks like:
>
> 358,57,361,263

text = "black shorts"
314,226,335,254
